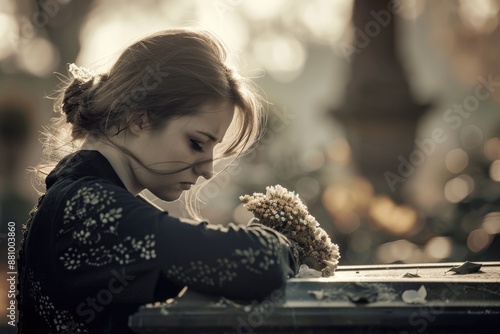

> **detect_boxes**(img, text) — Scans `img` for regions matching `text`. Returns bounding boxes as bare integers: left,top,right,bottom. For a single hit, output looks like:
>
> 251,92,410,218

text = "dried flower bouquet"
240,185,340,277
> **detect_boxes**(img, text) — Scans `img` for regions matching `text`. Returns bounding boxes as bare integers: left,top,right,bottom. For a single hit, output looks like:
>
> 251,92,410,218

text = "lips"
179,182,194,190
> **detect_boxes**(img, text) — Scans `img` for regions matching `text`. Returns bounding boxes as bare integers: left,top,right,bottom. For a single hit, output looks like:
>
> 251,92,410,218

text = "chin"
160,191,183,202
157,195,180,202
156,191,183,202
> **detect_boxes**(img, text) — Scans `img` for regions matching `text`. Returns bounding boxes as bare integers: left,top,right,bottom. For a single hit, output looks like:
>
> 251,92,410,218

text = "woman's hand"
241,185,340,277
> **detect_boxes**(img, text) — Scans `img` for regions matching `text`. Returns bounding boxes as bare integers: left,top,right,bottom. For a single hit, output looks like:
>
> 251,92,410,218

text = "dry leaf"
402,285,427,304
401,272,421,278
446,261,482,275
308,289,327,300
296,264,323,278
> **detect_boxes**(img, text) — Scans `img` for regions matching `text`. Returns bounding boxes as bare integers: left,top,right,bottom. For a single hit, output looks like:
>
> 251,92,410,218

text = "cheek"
133,135,198,178
158,139,193,162
145,145,193,172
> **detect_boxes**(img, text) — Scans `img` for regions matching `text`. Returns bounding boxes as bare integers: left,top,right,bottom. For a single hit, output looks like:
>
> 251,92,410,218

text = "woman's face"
126,100,235,201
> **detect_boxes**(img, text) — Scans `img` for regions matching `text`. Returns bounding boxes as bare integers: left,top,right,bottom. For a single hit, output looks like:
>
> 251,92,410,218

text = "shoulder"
42,176,164,233
49,175,136,206
54,176,164,219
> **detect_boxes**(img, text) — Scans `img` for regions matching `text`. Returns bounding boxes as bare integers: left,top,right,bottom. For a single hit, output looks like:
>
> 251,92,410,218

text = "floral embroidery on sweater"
28,269,89,333
165,229,283,286
58,183,157,270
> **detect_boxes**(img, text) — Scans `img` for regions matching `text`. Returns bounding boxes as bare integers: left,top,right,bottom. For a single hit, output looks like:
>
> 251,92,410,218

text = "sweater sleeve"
54,179,298,303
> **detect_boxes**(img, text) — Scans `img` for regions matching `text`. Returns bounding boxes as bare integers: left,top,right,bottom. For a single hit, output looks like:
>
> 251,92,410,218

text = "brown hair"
35,28,265,218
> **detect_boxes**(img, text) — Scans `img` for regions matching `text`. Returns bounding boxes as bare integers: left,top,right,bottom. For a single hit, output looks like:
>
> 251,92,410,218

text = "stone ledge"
129,262,500,334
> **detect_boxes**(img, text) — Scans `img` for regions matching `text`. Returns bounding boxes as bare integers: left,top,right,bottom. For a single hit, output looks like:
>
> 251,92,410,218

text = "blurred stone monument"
332,0,429,202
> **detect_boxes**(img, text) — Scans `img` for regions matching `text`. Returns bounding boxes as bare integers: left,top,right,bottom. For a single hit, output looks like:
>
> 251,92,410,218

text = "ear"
128,112,150,136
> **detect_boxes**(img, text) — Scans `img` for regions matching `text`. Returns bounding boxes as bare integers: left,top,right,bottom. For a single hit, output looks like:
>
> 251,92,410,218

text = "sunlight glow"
322,185,357,215
484,137,500,161
241,0,288,20
0,13,17,60
326,139,352,166
297,0,352,44
368,196,418,235
252,32,306,82
467,228,492,252
482,212,500,234
445,148,468,174
17,37,59,77
458,0,499,33
77,4,179,69
425,236,452,260
376,239,418,263
489,160,500,181
444,174,474,203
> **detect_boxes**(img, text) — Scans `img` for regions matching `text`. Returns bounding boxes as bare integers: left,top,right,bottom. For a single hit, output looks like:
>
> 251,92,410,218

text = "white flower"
266,185,288,197
241,184,341,277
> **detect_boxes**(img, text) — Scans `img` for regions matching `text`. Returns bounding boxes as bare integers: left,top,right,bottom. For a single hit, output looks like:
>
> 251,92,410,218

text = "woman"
17,28,299,333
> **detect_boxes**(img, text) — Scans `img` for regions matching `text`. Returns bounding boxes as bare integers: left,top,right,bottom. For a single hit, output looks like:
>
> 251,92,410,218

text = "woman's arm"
55,179,298,303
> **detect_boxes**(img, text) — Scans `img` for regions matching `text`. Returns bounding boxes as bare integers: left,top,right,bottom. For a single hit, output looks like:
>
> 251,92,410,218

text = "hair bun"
62,64,108,129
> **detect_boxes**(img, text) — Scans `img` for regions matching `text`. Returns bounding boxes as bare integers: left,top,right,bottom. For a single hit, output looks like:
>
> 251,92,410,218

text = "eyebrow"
196,130,220,143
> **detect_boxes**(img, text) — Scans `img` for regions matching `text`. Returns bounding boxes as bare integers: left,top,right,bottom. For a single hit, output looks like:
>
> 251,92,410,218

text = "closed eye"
190,139,205,153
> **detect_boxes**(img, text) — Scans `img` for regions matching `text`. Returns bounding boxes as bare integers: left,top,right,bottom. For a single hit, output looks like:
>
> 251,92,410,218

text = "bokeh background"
1,0,500,326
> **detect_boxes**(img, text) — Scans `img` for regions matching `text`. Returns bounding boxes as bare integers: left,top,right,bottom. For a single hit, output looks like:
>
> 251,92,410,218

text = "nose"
193,159,214,180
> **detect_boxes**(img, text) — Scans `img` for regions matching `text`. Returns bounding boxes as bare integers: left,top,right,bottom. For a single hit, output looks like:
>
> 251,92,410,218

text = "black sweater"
17,150,297,333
